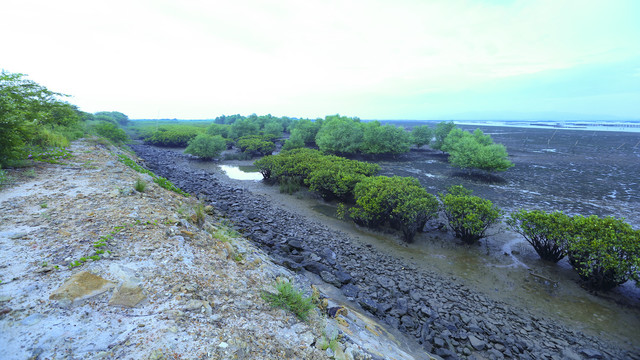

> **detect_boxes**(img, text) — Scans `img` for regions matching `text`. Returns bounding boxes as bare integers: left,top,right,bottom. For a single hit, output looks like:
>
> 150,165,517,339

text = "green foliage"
287,119,321,145
254,148,380,200
26,146,73,164
282,132,305,150
117,154,189,196
279,176,302,194
411,125,433,147
229,118,260,139
261,278,315,322
566,215,640,291
236,135,276,157
94,111,129,126
315,115,364,154
431,121,457,151
0,71,86,166
263,121,284,137
205,123,231,138
184,133,226,159
360,121,411,155
350,176,439,242
507,210,572,262
0,165,8,187
442,128,514,173
439,185,502,244
144,125,204,147
93,121,128,143
134,178,147,192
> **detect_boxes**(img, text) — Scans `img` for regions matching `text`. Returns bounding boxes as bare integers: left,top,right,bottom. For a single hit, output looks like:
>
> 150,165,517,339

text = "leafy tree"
229,118,260,139
439,185,502,244
315,115,364,155
263,121,284,137
206,123,231,138
184,134,226,159
507,210,572,262
411,125,433,148
95,111,129,126
566,215,640,291
431,121,457,151
94,121,128,143
287,119,321,145
350,176,438,242
0,71,84,165
237,135,275,156
144,125,203,147
282,130,305,150
443,128,513,173
360,121,411,155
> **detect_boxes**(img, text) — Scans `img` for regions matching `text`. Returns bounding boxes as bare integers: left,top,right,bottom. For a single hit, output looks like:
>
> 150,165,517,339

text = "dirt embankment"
0,139,380,360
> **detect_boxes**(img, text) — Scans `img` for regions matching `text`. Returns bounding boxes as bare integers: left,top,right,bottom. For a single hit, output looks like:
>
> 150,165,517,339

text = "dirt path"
1,140,385,360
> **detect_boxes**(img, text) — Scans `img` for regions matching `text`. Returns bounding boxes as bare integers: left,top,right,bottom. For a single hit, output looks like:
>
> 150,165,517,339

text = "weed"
117,154,189,196
193,202,205,227
26,146,73,164
42,261,48,267
261,278,315,322
25,168,36,178
134,178,147,192
0,166,8,187
318,331,340,352
40,202,48,209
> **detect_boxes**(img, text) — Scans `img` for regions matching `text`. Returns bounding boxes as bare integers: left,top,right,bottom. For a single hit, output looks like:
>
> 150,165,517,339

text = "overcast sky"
2,0,639,120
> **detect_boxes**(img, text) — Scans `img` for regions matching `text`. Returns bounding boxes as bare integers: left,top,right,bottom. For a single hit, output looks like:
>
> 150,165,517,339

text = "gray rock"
320,271,342,287
359,298,379,313
335,271,352,284
341,283,359,298
377,275,396,289
580,348,604,359
468,335,486,351
433,337,446,348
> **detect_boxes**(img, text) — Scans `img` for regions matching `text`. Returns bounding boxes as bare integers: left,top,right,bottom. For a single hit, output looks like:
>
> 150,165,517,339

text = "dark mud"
131,140,639,360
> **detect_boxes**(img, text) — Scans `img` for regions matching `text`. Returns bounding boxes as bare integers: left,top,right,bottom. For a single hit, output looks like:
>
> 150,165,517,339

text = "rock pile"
132,143,639,360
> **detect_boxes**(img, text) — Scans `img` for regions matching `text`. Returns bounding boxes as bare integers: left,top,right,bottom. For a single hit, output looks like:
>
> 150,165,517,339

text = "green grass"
117,154,189,196
261,278,315,322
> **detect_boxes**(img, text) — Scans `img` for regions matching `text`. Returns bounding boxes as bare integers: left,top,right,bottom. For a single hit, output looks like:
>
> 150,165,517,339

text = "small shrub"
193,202,205,227
94,121,128,143
184,134,226,160
117,154,189,197
134,178,147,192
261,278,315,322
439,185,502,244
567,215,640,291
507,210,572,262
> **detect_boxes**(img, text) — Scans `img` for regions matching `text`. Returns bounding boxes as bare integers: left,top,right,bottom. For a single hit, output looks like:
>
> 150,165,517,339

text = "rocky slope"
130,143,640,360
0,139,424,360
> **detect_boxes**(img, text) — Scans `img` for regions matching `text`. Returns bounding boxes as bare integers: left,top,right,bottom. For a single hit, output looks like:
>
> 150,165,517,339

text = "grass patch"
117,154,189,196
261,278,315,322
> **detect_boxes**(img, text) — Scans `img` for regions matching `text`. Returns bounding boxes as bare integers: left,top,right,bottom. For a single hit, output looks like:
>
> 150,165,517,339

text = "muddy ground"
131,125,640,360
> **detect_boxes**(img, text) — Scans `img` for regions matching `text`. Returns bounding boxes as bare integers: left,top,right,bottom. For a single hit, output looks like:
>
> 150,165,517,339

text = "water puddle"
218,165,262,181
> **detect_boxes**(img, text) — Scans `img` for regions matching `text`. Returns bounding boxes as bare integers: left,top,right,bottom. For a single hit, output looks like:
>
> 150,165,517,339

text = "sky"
2,0,639,120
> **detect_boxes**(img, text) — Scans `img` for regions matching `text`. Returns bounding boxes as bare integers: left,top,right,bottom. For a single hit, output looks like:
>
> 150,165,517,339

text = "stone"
341,283,359,298
391,297,408,316
302,260,331,275
377,275,396,289
358,298,379,313
433,337,446,348
580,348,604,359
335,271,352,284
184,299,204,311
109,281,146,308
49,271,115,302
321,271,342,287
321,248,337,265
468,335,486,351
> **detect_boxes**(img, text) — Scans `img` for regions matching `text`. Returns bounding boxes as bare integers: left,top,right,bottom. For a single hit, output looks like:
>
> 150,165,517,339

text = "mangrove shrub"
507,210,572,262
567,215,640,291
184,134,226,159
440,185,502,244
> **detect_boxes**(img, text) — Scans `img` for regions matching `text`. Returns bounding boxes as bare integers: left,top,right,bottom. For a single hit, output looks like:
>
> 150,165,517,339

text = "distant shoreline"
376,119,640,133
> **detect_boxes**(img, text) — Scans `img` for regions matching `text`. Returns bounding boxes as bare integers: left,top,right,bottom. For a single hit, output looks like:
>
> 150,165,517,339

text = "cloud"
1,0,639,119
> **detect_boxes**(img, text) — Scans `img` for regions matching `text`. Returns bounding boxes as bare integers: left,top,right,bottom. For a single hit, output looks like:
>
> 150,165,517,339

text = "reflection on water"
219,165,262,181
